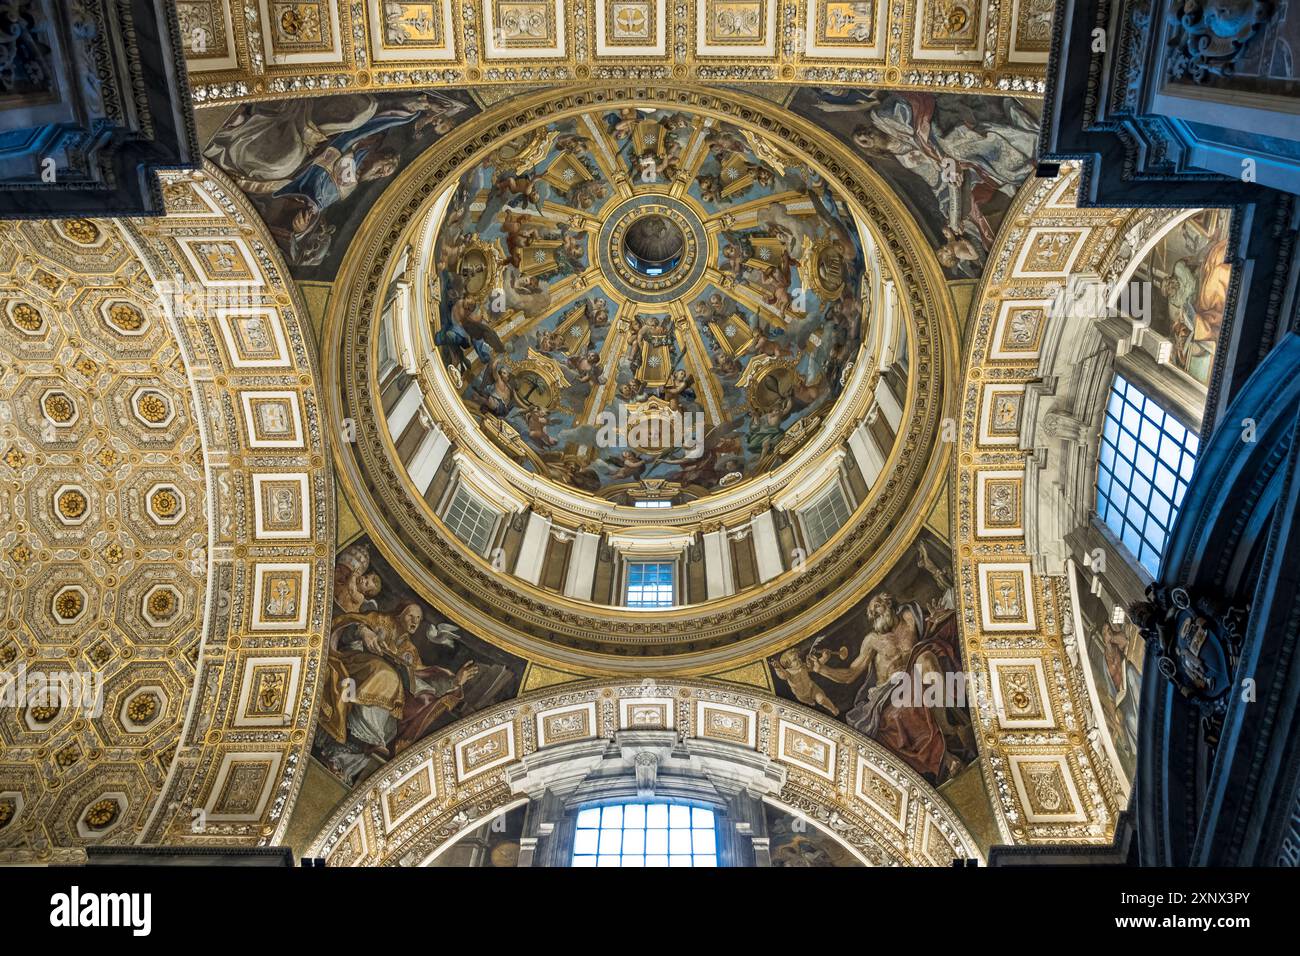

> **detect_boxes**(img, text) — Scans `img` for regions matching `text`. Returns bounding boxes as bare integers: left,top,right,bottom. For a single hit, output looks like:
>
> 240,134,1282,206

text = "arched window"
571,802,718,867
1096,374,1200,577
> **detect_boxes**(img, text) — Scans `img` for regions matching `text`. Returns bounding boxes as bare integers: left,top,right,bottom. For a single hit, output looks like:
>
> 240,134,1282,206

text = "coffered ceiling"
180,0,1051,105
0,172,333,859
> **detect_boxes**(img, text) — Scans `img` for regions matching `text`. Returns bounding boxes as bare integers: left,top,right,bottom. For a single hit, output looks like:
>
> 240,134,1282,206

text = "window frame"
569,799,722,868
622,558,678,609
1094,372,1200,578
796,478,853,554
441,483,502,557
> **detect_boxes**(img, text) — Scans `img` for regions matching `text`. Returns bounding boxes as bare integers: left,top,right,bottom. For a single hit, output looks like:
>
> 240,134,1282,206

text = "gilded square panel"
694,700,756,748
921,816,959,865
1043,171,1082,211
1008,754,1087,823
234,655,303,727
977,561,1037,632
249,562,312,631
1011,226,1089,278
176,236,262,287
989,656,1054,728
160,178,224,218
696,0,776,56
911,0,986,62
261,0,346,64
240,390,305,449
215,307,291,369
990,299,1049,361
804,0,886,59
977,383,1025,446
454,723,517,780
619,696,675,730
1007,0,1054,63
204,752,283,821
332,817,370,866
595,0,665,57
975,469,1024,537
252,472,311,539
176,0,240,71
482,0,566,58
369,0,457,60
855,755,907,828
382,763,437,831
776,719,836,780
535,701,598,746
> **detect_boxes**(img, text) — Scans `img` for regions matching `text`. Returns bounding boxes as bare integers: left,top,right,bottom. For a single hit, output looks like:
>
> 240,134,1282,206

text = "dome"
327,86,956,670
429,104,869,504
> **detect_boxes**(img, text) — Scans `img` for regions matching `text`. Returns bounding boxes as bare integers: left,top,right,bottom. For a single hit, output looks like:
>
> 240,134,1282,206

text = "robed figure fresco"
205,91,472,271
808,591,969,782
320,602,479,758
790,88,1039,277
315,539,523,785
1147,209,1233,386
770,532,978,785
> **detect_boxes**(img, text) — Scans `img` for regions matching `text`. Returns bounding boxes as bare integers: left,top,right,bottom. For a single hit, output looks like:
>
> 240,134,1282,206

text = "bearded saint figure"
320,601,478,758
809,590,975,783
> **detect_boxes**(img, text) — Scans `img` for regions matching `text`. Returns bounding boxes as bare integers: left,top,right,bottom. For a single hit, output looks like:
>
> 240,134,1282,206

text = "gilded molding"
307,677,979,865
181,0,1049,105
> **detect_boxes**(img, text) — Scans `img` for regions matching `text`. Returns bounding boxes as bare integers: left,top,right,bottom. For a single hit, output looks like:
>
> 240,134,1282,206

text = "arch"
1164,334,1300,592
1138,333,1300,866
952,165,1167,845
306,678,978,867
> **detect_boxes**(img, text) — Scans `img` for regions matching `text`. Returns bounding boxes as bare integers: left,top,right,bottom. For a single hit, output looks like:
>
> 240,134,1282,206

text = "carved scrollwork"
634,751,659,797
1166,0,1275,83
1130,583,1248,741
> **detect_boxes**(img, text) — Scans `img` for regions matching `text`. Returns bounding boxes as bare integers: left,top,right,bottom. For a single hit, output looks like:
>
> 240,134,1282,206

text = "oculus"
623,213,685,276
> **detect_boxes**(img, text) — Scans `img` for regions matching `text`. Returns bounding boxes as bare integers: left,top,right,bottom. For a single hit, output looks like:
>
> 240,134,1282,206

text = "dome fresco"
329,85,958,667
430,106,869,501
